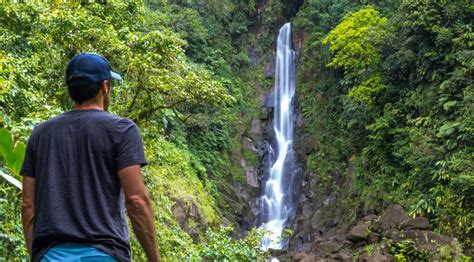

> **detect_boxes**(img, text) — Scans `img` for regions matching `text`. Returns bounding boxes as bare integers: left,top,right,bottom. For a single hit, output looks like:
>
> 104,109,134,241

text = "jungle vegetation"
0,0,472,260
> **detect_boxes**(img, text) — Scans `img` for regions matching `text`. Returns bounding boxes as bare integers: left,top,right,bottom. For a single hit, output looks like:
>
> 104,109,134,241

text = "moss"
144,137,219,225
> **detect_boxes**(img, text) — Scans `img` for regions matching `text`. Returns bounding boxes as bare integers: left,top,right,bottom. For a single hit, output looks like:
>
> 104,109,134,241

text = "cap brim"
111,71,122,81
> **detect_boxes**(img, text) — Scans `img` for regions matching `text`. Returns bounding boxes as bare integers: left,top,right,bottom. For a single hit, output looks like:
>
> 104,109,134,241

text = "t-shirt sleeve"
20,135,35,177
115,119,148,171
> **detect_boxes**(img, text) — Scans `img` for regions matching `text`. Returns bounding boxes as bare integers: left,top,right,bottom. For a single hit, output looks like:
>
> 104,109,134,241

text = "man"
21,53,160,262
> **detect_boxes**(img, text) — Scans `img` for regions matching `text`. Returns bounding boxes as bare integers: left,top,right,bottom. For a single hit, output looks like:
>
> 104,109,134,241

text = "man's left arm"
22,176,35,258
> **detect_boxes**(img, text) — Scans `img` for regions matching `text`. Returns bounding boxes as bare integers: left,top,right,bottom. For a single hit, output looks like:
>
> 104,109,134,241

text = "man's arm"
118,165,160,262
21,176,35,258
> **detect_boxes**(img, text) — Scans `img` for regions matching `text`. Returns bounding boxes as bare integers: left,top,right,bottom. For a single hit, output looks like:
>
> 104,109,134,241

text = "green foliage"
323,5,389,105
0,127,25,176
295,0,473,255
323,6,387,77
389,239,430,262
0,1,263,260
143,136,218,224
0,127,27,260
198,226,267,261
0,178,27,261
0,1,233,127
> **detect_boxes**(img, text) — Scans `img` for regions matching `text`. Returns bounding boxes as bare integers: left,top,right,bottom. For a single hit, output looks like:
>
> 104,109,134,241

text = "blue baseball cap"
66,53,122,87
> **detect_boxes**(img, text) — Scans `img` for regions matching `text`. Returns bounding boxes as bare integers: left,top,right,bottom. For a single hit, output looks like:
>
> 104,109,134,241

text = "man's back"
22,109,147,261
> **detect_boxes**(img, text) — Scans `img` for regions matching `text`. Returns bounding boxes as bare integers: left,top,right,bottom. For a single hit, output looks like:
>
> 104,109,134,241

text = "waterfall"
260,22,297,251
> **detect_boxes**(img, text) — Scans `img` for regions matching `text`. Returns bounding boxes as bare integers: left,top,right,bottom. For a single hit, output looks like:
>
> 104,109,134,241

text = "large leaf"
0,169,22,190
12,142,26,175
0,128,13,154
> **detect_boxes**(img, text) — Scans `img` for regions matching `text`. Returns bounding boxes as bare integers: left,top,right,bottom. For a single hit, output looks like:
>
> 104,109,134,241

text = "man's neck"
74,103,103,111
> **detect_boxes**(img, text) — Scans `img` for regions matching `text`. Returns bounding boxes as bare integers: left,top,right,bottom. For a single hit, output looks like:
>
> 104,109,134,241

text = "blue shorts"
41,243,117,262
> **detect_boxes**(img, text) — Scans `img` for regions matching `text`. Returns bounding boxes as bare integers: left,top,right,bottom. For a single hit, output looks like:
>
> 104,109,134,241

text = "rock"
302,243,313,252
367,232,380,244
315,259,338,262
371,220,381,233
269,248,287,257
403,230,453,251
347,224,369,242
300,134,316,154
296,113,304,128
333,252,353,262
310,209,325,230
250,117,262,136
322,195,336,206
379,204,410,231
243,137,258,152
240,159,259,188
221,216,231,227
313,240,343,256
358,252,394,262
294,237,304,251
256,83,265,105
387,230,402,243
400,217,430,230
188,227,200,243
171,198,205,242
278,253,292,261
353,240,367,248
292,252,313,261
171,200,188,229
265,52,275,78
302,255,317,262
248,47,259,65
361,214,378,223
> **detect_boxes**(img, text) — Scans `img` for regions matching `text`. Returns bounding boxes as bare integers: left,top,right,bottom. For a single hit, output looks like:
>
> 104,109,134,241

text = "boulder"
358,252,394,262
371,220,381,233
347,224,369,242
332,252,354,262
313,240,343,256
403,230,453,251
387,230,402,243
400,217,430,230
278,254,293,261
302,255,318,262
269,248,287,257
367,232,380,244
353,240,367,248
379,205,410,231
292,252,314,261
361,214,378,223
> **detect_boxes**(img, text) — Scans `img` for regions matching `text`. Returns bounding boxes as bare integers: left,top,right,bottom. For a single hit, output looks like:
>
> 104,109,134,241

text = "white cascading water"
260,22,296,251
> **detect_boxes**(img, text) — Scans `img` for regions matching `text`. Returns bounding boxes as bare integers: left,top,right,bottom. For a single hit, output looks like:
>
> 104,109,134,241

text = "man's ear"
100,80,110,95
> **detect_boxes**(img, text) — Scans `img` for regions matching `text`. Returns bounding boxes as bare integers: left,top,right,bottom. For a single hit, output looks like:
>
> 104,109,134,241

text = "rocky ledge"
277,204,467,261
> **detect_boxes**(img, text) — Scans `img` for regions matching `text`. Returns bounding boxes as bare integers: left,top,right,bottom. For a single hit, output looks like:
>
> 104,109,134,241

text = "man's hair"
67,75,102,104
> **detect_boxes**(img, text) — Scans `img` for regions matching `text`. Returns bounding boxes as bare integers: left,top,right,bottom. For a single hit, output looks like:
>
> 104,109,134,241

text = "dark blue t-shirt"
21,109,148,262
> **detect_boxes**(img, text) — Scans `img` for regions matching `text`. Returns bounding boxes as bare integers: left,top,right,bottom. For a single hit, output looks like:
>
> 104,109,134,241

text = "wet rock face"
265,52,276,78
240,159,259,188
248,47,259,65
